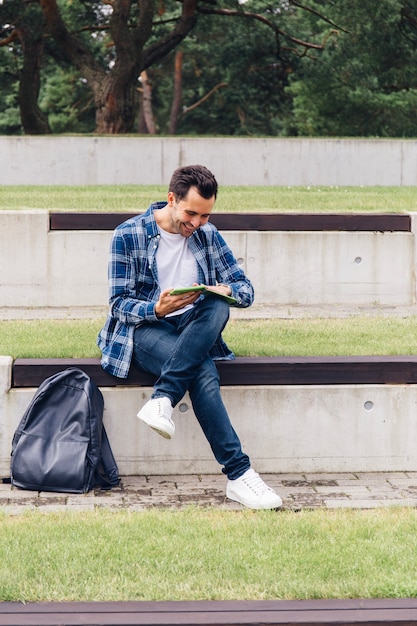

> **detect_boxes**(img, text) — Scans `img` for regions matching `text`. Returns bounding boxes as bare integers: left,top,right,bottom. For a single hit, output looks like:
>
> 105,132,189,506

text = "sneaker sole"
137,411,174,439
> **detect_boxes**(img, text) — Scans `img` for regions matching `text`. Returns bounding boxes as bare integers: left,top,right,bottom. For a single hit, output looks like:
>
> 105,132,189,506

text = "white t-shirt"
156,227,198,316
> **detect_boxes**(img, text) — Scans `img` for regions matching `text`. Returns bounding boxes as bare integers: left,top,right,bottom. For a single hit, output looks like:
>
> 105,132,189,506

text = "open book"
170,285,237,305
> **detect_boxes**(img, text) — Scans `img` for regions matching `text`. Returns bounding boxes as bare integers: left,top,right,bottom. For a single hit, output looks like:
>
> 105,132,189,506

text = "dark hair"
169,165,218,200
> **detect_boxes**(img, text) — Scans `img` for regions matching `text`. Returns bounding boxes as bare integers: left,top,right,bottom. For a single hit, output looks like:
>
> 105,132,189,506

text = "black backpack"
10,368,120,493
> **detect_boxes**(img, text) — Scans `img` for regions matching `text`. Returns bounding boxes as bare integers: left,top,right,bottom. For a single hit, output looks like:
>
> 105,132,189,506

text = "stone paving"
2,471,417,514
2,302,417,321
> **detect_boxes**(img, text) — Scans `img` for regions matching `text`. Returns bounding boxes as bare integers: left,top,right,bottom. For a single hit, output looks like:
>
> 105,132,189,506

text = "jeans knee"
201,297,230,327
190,358,220,394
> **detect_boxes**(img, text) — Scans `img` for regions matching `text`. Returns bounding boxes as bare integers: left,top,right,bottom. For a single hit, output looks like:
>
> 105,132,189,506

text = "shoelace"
157,398,173,421
242,472,273,495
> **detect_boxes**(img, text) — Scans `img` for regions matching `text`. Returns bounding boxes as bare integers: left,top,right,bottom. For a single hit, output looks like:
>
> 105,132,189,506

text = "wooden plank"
12,358,156,388
49,212,411,232
1,599,417,626
12,356,417,388
50,212,137,231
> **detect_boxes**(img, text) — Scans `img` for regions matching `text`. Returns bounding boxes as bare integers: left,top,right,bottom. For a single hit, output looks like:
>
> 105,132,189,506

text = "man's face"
167,186,215,237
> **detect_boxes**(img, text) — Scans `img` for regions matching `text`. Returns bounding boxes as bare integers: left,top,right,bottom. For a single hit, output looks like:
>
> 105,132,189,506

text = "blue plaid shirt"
97,202,254,378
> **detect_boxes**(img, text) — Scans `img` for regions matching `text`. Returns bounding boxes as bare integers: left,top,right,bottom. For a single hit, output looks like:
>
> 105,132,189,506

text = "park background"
2,1,417,139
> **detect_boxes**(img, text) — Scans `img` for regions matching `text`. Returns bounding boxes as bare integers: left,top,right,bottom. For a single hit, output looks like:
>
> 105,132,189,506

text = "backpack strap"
95,424,121,490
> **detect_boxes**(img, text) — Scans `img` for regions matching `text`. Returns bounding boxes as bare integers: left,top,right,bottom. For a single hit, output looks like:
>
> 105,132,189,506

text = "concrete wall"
2,136,417,186
1,211,416,317
2,357,417,476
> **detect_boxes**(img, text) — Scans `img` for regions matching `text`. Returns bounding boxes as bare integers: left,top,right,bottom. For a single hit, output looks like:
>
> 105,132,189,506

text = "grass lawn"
2,316,417,358
1,507,417,602
1,185,417,213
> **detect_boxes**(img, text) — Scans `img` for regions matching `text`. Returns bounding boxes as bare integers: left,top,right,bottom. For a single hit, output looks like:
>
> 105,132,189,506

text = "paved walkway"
2,471,417,514
2,303,417,321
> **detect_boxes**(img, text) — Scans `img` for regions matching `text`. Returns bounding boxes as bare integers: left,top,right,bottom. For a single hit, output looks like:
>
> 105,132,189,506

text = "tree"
127,0,336,135
1,0,332,134
173,7,298,136
0,0,51,133
40,0,211,133
286,0,417,136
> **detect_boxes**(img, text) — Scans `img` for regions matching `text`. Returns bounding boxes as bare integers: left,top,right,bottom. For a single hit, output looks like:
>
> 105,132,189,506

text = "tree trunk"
137,101,147,134
17,15,51,134
94,74,138,134
139,70,156,134
168,50,183,135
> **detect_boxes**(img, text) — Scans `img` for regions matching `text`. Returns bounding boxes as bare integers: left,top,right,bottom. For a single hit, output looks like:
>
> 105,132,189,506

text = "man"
98,164,282,510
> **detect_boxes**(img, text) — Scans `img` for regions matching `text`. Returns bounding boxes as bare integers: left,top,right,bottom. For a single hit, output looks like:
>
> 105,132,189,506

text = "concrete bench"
1,211,415,314
2,355,417,478
2,598,417,625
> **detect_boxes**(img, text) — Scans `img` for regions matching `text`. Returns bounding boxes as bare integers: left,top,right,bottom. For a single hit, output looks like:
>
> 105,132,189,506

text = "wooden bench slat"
12,356,417,388
49,212,411,232
2,599,417,626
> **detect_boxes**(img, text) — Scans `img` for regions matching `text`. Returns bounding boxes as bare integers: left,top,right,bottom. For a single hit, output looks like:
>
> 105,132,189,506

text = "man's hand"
205,283,232,297
155,287,203,318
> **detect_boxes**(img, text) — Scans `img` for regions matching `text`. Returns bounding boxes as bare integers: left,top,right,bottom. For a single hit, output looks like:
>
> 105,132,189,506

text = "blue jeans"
132,297,250,480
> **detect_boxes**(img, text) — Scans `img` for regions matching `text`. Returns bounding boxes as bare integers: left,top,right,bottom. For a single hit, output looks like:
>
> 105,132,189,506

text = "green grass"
1,185,416,212
1,507,417,601
0,319,103,359
2,317,417,359
224,317,417,356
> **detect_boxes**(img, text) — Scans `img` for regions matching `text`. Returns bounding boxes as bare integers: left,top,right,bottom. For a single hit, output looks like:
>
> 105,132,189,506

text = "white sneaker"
137,397,175,439
226,468,283,510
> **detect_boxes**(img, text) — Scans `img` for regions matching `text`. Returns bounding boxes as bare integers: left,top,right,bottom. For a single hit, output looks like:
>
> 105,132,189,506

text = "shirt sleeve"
107,225,160,324
211,230,254,308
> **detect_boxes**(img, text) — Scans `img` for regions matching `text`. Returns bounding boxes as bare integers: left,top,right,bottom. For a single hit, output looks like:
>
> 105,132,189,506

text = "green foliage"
2,0,417,136
173,12,293,136
132,2,297,135
0,78,20,134
39,68,95,134
0,0,323,135
0,9,20,134
287,0,417,137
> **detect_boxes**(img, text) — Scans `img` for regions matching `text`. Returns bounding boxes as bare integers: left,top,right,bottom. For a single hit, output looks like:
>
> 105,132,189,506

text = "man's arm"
107,227,160,324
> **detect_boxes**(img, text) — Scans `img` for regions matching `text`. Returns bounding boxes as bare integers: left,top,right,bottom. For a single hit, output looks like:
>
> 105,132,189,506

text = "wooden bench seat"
49,212,411,232
1,598,417,625
12,355,417,388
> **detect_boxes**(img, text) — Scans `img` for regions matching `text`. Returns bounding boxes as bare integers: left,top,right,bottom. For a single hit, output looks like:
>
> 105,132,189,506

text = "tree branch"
289,1,350,34
39,0,102,80
141,0,198,70
182,81,227,115
197,6,324,50
0,30,19,46
107,0,138,75
401,5,417,28
132,0,156,52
